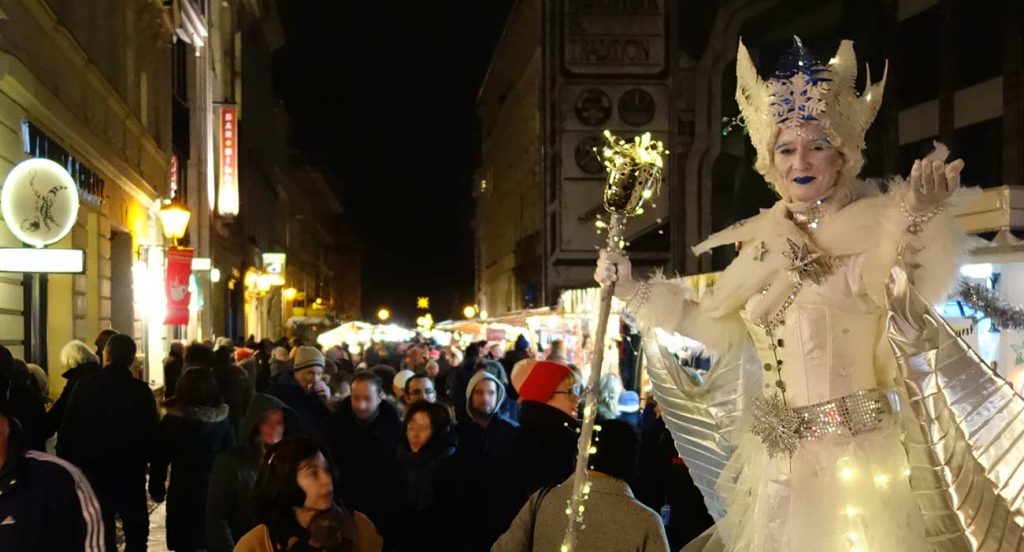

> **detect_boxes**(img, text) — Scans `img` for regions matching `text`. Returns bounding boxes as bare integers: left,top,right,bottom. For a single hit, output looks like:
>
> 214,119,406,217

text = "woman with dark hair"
235,438,382,552
149,367,235,551
394,401,457,551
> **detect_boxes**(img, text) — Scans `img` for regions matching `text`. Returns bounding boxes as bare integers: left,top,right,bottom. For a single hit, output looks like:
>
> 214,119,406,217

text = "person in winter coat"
493,420,669,552
163,341,185,398
499,335,531,402
455,368,518,551
58,334,159,552
440,341,486,424
0,350,48,452
493,361,582,539
479,360,519,422
235,437,382,552
0,371,105,552
205,393,303,552
46,340,102,442
212,340,253,435
149,367,235,551
394,400,457,550
323,371,404,544
268,346,332,437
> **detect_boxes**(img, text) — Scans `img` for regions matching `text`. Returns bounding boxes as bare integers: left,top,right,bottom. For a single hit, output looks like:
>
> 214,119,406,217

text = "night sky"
274,1,514,325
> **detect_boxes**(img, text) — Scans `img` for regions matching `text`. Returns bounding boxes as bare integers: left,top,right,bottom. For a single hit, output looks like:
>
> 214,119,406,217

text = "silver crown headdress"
736,37,887,186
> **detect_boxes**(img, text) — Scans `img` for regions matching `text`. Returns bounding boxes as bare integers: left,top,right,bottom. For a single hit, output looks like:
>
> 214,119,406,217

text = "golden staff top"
599,130,667,217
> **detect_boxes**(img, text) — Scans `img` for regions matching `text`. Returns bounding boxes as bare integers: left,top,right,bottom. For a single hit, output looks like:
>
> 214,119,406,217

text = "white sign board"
1,158,79,247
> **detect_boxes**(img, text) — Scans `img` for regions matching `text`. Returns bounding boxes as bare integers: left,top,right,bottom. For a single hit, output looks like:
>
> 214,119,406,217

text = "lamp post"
158,199,191,245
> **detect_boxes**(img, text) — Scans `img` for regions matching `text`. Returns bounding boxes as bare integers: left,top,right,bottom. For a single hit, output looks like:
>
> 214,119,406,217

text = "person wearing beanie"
266,346,331,436
494,419,669,552
493,361,582,542
454,368,519,550
0,368,105,551
392,369,415,418
58,333,160,552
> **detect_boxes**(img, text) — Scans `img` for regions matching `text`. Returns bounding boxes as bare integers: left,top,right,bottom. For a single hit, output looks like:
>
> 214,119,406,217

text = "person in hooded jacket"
440,341,486,424
46,340,102,443
206,393,303,552
455,368,518,551
149,366,235,552
394,400,457,550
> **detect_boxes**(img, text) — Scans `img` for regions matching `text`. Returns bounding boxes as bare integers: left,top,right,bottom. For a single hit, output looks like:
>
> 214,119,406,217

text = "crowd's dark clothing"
394,436,457,550
206,394,303,552
45,360,101,441
634,406,714,549
455,414,518,550
324,397,404,542
164,356,184,398
499,349,529,403
493,401,580,539
267,370,331,437
57,362,160,552
213,360,253,435
150,403,235,551
0,420,105,551
440,357,479,424
3,375,47,451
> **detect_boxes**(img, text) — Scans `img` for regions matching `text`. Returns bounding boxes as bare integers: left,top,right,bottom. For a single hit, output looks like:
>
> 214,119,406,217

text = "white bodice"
742,256,884,407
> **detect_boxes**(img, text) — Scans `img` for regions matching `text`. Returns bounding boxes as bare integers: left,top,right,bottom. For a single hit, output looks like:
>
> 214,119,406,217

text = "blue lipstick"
793,176,816,185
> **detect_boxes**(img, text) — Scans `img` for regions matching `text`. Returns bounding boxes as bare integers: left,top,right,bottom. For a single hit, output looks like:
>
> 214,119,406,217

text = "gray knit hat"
293,346,324,371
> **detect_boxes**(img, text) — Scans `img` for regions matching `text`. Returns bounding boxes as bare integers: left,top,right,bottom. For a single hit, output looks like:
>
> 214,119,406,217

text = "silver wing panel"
641,329,762,521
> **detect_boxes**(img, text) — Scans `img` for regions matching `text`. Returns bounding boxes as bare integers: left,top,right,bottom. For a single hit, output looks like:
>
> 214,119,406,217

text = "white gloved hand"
594,249,637,301
907,157,963,213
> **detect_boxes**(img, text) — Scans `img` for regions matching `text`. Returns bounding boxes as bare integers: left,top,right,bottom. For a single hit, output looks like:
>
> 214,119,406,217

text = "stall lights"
283,287,298,301
479,310,489,320
377,308,391,322
463,305,477,319
210,268,221,283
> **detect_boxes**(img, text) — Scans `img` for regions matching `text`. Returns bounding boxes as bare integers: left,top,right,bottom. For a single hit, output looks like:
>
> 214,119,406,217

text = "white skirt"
711,420,931,551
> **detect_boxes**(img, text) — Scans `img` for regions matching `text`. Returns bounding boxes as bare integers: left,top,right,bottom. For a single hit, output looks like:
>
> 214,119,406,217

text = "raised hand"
907,157,964,213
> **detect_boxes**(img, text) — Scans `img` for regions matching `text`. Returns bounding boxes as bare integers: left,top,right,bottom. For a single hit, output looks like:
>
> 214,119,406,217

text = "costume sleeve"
629,279,748,353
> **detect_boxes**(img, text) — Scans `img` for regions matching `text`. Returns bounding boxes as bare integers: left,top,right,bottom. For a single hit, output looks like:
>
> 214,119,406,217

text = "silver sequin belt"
751,388,895,457
794,388,894,441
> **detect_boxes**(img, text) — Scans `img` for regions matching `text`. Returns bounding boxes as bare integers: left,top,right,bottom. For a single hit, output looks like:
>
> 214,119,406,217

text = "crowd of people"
0,327,713,551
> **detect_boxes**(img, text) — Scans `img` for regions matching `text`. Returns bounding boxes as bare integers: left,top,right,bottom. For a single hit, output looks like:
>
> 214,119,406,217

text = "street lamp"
283,287,298,301
463,305,477,319
377,307,391,322
158,199,191,245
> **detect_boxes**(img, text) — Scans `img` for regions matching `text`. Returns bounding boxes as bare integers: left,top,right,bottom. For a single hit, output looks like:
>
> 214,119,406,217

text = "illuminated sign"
217,105,239,216
262,252,286,286
1,158,80,247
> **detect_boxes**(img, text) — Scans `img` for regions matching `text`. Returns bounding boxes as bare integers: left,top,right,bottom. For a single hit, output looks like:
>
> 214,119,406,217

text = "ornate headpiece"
736,37,887,184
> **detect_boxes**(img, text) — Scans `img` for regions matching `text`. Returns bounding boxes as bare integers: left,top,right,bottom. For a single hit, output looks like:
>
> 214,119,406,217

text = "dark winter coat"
0,420,105,551
324,397,404,542
267,371,331,438
455,369,519,550
3,375,47,452
394,435,457,551
45,360,101,441
213,361,253,435
440,357,478,424
164,356,184,398
206,394,304,552
493,401,580,539
149,403,235,551
57,362,160,488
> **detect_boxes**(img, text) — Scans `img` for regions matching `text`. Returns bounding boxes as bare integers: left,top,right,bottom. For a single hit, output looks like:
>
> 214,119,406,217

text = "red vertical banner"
165,247,194,325
217,105,239,216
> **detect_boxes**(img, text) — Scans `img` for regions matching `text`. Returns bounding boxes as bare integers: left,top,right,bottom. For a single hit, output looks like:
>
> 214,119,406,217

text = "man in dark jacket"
456,369,519,551
440,341,485,423
493,361,582,540
0,374,105,551
206,393,303,552
324,371,404,543
57,334,159,552
267,346,331,437
213,339,254,435
0,348,47,451
499,335,531,402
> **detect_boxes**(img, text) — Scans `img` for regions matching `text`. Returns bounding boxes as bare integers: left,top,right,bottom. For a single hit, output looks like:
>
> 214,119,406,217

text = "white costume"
621,39,1024,552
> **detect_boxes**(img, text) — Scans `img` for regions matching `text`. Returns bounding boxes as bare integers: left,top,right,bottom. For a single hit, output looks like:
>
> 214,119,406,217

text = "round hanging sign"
1,158,79,247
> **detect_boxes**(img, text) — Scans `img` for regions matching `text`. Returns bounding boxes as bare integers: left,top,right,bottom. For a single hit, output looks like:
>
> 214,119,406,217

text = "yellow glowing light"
848,532,860,542
417,297,430,309
256,274,274,293
845,505,859,518
283,287,298,301
377,308,391,322
839,467,855,481
210,268,221,283
158,200,192,241
874,473,890,488
587,446,597,454
479,310,488,319
463,305,477,319
244,271,259,288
